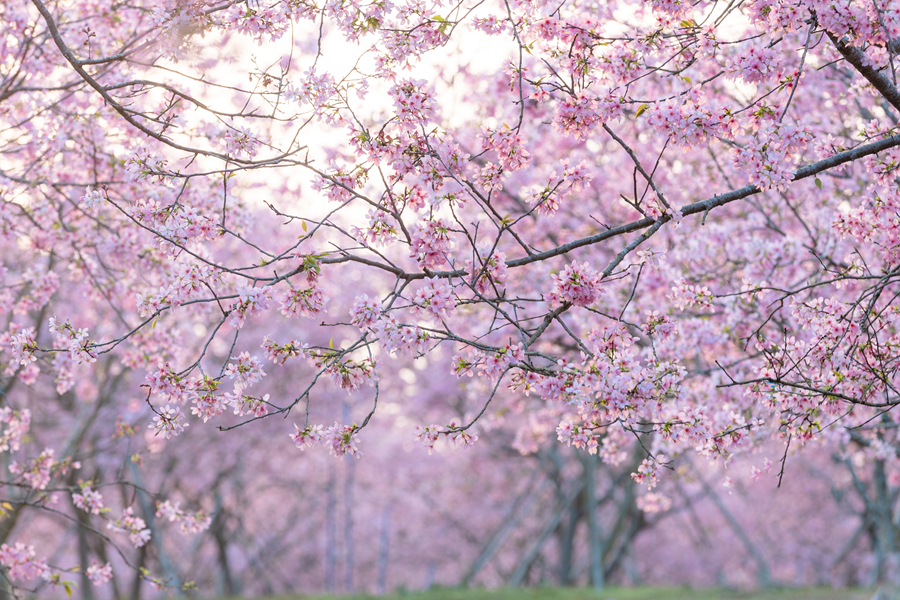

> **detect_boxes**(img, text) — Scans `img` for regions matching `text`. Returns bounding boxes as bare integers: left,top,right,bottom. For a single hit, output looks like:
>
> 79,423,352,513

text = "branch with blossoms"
0,477,210,595
6,1,900,593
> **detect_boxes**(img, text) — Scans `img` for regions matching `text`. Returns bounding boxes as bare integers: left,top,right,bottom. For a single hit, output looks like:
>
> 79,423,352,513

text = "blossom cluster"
150,405,190,439
549,262,603,307
86,562,113,586
155,500,212,534
48,317,97,365
0,543,50,581
107,507,152,548
412,277,455,319
350,294,382,329
290,422,362,458
306,349,379,391
371,316,428,356
733,122,813,191
462,250,505,297
0,408,30,453
409,219,452,268
9,448,67,490
73,484,105,515
229,286,275,329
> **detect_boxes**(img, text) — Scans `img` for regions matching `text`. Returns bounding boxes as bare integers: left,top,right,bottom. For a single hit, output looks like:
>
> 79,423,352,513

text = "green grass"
245,586,878,600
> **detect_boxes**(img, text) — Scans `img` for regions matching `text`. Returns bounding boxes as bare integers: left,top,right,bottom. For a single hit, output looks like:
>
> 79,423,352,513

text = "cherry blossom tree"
2,0,900,593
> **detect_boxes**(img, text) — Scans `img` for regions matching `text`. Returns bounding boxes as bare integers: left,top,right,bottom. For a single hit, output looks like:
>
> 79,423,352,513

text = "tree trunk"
508,479,585,587
325,461,337,593
556,498,579,585
94,536,121,600
129,462,183,596
72,494,95,600
343,455,355,593
582,453,604,591
211,493,235,597
376,502,391,595
872,459,899,584
130,545,147,600
461,473,545,586
689,459,772,587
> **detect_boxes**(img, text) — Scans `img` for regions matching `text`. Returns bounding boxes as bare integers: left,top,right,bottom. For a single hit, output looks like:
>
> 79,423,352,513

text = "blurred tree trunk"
556,496,579,585
376,502,391,595
689,459,772,587
70,483,95,600
508,479,585,586
129,461,183,596
843,450,900,586
94,534,121,600
0,502,21,600
423,561,436,589
211,493,235,597
582,453,604,591
343,457,355,593
871,459,899,584
325,462,337,593
460,472,545,586
343,402,355,593
130,545,147,600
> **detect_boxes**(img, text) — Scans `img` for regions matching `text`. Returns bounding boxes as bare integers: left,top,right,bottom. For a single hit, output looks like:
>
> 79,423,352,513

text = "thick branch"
329,132,900,284
506,132,900,269
828,32,900,112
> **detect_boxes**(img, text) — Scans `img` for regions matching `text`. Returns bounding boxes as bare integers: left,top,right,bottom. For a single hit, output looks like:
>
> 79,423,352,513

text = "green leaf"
301,220,307,232
329,337,334,350
63,582,74,598
814,177,822,190
635,104,650,118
